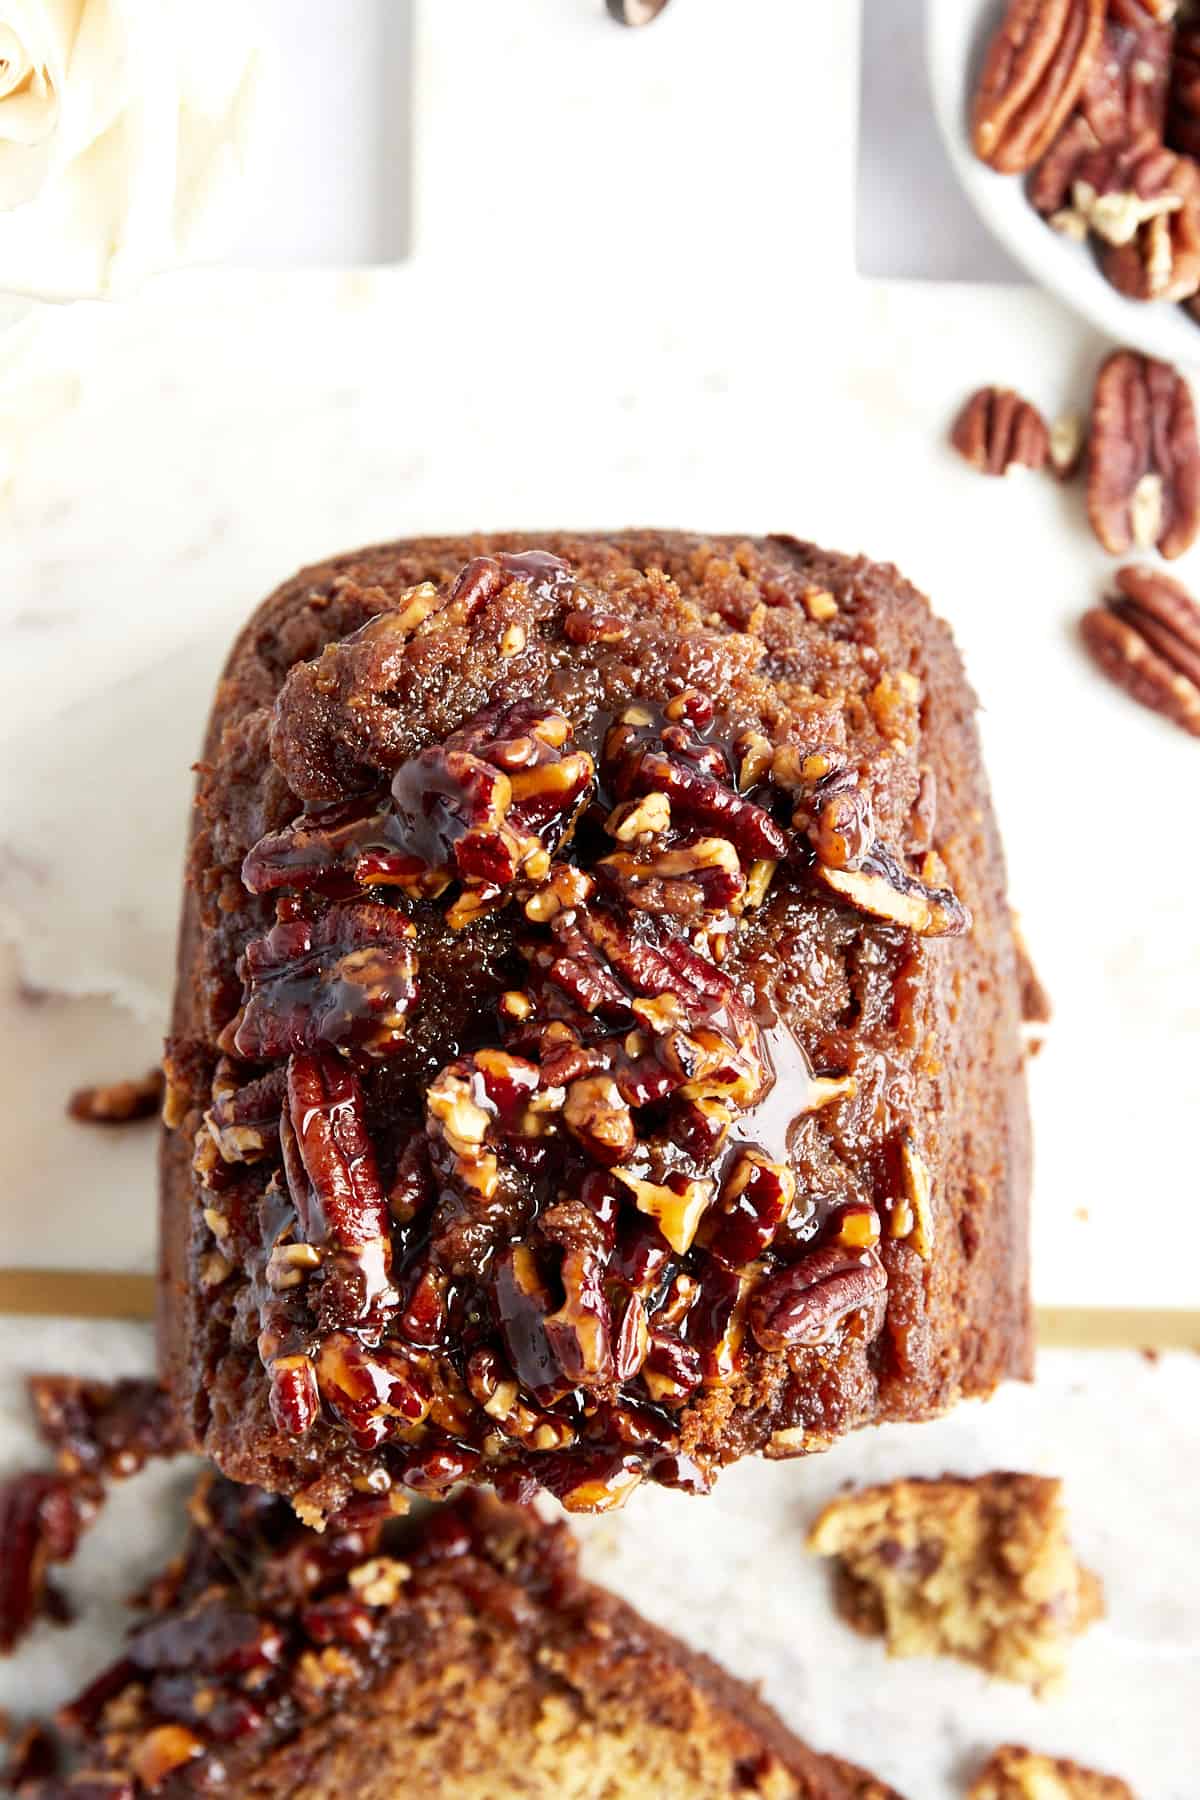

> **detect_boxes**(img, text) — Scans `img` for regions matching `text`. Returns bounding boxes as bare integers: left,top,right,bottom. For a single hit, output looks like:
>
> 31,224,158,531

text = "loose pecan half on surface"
950,386,1051,475
1081,562,1200,734
1087,349,1200,557
972,0,1106,174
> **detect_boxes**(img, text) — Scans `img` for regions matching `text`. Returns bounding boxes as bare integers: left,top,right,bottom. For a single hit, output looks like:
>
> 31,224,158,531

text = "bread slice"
32,1482,901,1799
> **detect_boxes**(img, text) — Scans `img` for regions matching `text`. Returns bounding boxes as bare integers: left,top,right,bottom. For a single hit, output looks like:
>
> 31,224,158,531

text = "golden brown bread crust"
32,1484,903,1799
160,530,1032,1518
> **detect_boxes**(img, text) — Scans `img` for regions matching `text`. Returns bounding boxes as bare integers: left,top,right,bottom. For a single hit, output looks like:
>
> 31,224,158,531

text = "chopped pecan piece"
972,0,1106,173
595,836,745,917
613,1168,715,1255
817,844,970,937
204,1062,286,1163
702,1148,796,1267
66,1068,163,1126
1048,412,1086,479
1068,139,1188,245
950,387,1050,475
1086,351,1200,558
1080,563,1200,734
601,707,787,862
889,1136,935,1258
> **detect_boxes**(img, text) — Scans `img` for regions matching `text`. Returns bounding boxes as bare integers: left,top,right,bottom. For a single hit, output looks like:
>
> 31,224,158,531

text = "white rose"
0,0,261,302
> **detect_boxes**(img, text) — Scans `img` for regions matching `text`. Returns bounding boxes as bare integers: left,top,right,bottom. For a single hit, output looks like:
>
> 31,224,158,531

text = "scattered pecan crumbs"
1080,561,1200,733
66,1070,164,1126
0,1378,180,1657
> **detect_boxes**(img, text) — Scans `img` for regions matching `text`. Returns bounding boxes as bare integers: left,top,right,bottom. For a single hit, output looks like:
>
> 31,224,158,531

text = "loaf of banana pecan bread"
160,531,1032,1521
11,1481,902,1799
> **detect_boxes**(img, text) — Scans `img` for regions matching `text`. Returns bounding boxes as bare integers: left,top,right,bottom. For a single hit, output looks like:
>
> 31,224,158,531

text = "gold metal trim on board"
0,1271,1197,1349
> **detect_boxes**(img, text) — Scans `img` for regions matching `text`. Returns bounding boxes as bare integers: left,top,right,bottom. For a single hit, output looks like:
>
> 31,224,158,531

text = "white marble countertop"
0,7,1197,1792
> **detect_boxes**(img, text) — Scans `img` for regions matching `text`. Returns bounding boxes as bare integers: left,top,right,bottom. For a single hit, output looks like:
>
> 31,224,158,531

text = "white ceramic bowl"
927,0,1200,365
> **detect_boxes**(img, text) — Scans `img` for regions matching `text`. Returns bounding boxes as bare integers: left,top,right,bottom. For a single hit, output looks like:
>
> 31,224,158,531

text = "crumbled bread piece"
968,1743,1136,1800
807,1473,1102,1693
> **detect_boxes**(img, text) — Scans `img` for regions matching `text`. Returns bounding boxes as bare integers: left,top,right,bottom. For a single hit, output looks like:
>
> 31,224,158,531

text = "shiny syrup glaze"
191,551,905,1513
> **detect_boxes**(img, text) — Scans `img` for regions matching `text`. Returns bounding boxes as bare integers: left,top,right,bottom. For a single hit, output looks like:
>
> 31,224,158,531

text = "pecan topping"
601,703,788,862
950,387,1050,476
247,700,594,933
230,903,418,1060
178,548,974,1508
66,1068,163,1126
1080,563,1200,734
972,0,1105,174
1087,351,1200,559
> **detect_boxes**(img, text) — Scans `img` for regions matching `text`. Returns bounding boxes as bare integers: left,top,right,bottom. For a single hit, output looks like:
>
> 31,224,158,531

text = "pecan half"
1168,24,1200,159
748,1245,888,1352
950,387,1050,475
1087,350,1200,558
1030,113,1102,219
1079,5,1172,146
972,0,1106,174
1080,563,1200,734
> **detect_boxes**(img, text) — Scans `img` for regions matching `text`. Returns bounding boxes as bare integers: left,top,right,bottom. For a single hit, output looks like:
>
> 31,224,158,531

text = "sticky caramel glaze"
161,531,1032,1520
24,1484,904,1799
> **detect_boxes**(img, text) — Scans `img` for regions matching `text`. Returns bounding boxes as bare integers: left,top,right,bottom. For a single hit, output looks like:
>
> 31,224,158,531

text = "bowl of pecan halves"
929,0,1200,364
